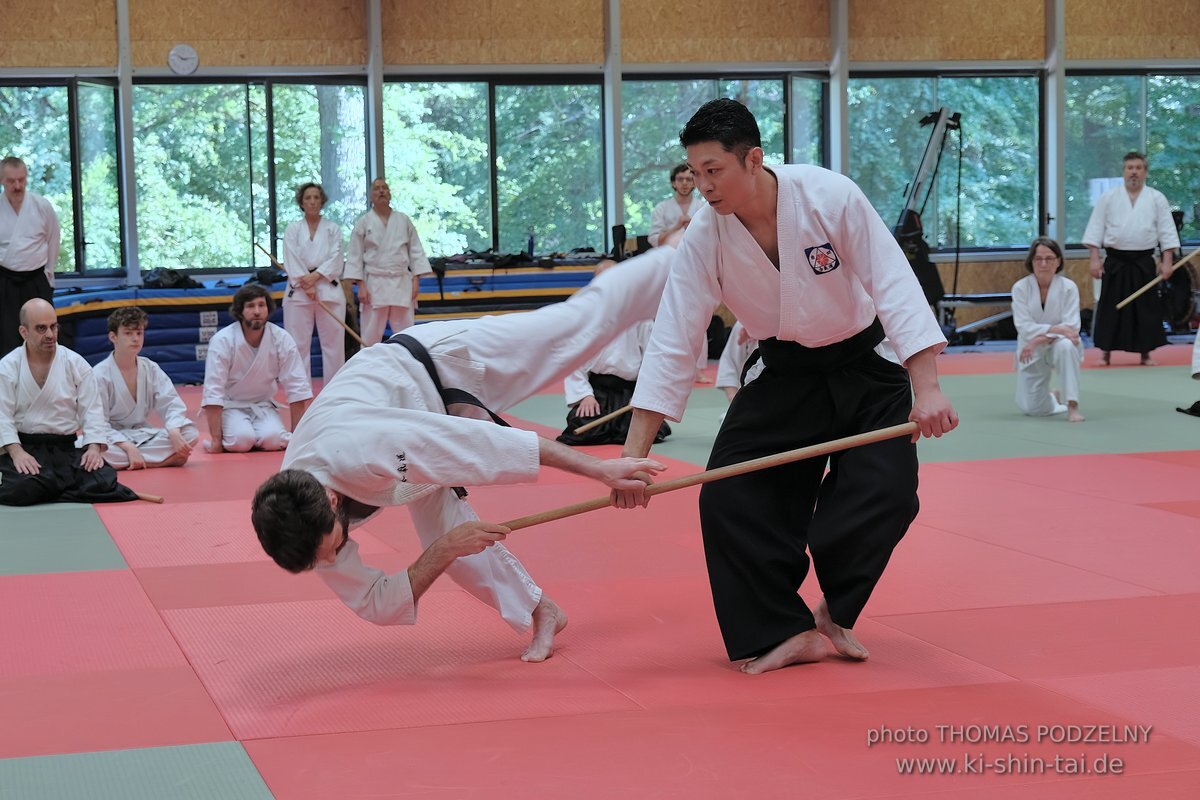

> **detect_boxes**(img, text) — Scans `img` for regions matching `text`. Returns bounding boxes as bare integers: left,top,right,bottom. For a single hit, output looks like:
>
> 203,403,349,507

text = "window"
849,74,1039,250
76,81,122,271
789,75,824,166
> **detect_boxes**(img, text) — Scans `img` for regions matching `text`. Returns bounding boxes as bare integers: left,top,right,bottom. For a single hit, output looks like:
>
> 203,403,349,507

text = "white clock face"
168,44,199,75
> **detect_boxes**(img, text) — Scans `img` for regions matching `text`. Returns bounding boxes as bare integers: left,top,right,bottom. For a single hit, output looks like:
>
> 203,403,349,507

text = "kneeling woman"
1012,237,1085,422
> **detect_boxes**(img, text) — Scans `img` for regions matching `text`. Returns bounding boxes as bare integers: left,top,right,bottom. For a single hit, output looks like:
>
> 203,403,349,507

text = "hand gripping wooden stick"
503,421,919,531
254,242,366,347
573,404,633,435
1115,247,1200,310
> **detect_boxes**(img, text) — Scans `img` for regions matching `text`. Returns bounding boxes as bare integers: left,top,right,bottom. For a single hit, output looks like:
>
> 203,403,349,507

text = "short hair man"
648,163,705,247
0,298,136,505
617,99,957,674
94,306,200,469
1,156,61,355
1083,151,1180,366
202,283,312,453
251,245,678,663
345,178,432,345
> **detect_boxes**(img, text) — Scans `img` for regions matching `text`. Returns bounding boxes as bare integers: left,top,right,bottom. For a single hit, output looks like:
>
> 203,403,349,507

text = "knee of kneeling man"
257,431,291,451
224,435,255,453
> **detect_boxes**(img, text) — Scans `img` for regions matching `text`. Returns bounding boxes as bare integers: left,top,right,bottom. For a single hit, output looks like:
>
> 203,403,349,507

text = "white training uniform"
715,321,761,392
201,322,312,452
283,246,677,630
1011,274,1084,416
93,354,200,467
1192,329,1199,380
1082,185,1178,253
345,209,432,345
0,345,107,447
648,195,706,247
635,165,946,422
282,217,347,380
0,191,60,284
563,321,653,405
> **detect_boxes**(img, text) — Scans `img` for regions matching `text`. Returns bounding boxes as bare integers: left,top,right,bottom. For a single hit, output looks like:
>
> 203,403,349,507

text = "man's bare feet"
741,629,827,674
522,596,567,662
815,598,869,661
1140,355,1157,366
1067,401,1085,422
1096,352,1110,366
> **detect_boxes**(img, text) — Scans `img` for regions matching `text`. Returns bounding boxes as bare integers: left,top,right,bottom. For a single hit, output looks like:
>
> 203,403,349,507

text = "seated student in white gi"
202,283,313,453
94,306,200,468
0,298,136,506
1012,237,1085,423
715,320,760,403
250,245,679,663
282,182,347,380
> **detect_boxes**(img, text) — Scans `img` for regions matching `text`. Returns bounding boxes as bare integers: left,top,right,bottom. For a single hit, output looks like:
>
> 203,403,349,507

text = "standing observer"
0,156,60,355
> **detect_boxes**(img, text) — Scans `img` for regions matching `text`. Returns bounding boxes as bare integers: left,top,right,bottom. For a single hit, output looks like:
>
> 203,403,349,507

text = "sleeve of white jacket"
317,538,417,625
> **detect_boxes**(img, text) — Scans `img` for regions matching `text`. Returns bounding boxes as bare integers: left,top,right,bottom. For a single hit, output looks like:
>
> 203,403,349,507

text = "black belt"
758,318,886,372
1105,248,1154,259
384,333,511,499
0,265,48,282
17,432,77,448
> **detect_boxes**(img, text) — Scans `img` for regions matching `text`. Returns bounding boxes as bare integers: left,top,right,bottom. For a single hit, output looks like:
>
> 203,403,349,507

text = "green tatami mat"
0,504,127,576
0,742,273,800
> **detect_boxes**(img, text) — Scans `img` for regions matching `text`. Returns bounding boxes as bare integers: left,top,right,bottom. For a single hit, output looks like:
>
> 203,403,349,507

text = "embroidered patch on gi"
805,243,840,275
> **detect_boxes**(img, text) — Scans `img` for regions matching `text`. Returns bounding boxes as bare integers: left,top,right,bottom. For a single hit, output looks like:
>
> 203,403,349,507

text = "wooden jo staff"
253,242,366,347
1115,247,1200,310
573,403,633,435
503,421,919,531
134,491,164,504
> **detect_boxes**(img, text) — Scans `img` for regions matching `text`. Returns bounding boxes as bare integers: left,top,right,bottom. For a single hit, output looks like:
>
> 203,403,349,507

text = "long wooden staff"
1115,247,1200,310
573,403,633,435
503,421,919,531
254,242,365,347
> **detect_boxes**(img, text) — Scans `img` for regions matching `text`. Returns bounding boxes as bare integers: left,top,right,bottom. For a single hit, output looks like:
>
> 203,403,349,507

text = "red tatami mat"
244,681,1200,799
936,343,1193,375
162,594,640,740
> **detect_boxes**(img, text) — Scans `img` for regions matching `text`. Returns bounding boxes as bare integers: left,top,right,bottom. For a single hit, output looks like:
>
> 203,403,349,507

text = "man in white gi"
0,299,135,506
95,306,200,468
250,246,678,663
1,156,61,355
1084,151,1179,366
202,283,312,453
345,179,432,345
715,321,760,404
648,163,706,247
282,182,347,380
617,99,958,675
1012,238,1085,422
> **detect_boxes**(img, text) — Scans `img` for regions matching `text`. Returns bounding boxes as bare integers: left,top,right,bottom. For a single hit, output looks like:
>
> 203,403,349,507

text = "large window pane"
383,82,490,257
1064,76,1144,243
1146,75,1200,243
273,83,367,248
77,82,122,271
133,83,267,269
722,78,785,164
0,85,75,273
789,76,824,166
495,83,603,254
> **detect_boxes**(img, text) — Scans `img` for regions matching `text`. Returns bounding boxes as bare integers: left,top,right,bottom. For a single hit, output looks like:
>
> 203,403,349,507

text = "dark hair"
679,99,761,165
1025,236,1064,273
107,306,149,334
1123,151,1147,166
669,163,691,181
251,469,335,573
230,283,274,321
294,182,328,209
1,155,26,172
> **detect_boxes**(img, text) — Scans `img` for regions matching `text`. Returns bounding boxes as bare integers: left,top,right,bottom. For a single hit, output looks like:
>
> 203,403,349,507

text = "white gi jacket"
1011,274,1084,370
345,210,432,308
648,195,706,246
634,165,946,422
93,354,192,445
201,322,312,409
1082,186,1179,251
715,321,760,391
0,345,108,447
282,217,345,304
563,321,653,405
0,191,61,283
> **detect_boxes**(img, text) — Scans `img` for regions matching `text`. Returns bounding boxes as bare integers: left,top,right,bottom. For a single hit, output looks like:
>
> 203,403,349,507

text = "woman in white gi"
282,182,346,380
1012,237,1085,422
345,179,432,345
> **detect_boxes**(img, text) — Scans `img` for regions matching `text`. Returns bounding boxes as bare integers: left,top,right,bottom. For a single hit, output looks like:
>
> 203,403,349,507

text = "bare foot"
1140,356,1157,366
522,596,567,662
1096,352,1110,366
741,629,827,674
1067,401,1085,423
1051,388,1061,404
158,450,189,467
815,598,870,660
695,371,713,385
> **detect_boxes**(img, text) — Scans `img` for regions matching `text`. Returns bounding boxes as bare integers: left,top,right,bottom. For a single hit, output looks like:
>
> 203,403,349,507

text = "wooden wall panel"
0,0,117,68
129,0,365,68
849,0,1043,62
621,0,828,64
1065,0,1200,60
383,0,604,65
935,258,1095,326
